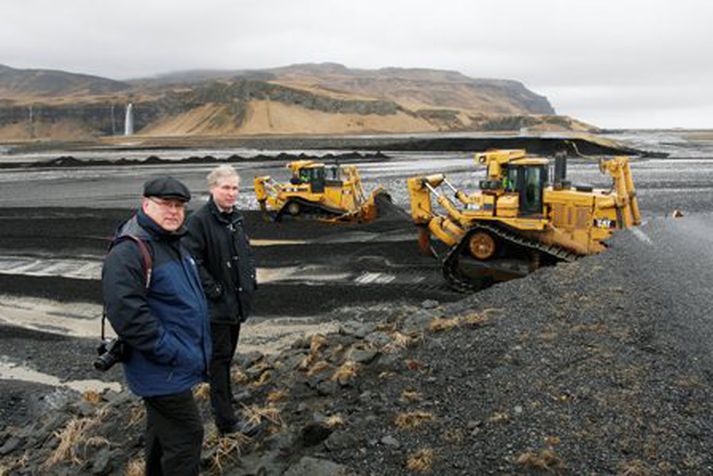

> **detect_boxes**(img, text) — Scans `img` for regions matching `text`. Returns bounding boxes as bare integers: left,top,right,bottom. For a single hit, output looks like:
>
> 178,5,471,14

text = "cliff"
0,64,129,98
0,63,590,141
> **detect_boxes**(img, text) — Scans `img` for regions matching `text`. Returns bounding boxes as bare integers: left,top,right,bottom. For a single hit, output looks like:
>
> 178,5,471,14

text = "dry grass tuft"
250,370,272,389
247,360,272,374
306,360,331,377
123,457,145,476
231,368,249,384
2,452,29,475
459,312,490,327
298,353,314,371
8,452,29,474
676,376,703,389
516,449,565,472
324,414,345,428
331,360,359,385
442,428,465,444
400,389,422,403
193,382,211,401
488,411,509,423
299,334,329,370
207,433,251,474
328,343,346,360
84,436,110,449
406,448,435,473
394,411,434,430
266,388,289,403
310,334,328,355
96,404,113,420
128,404,146,427
429,317,459,332
618,459,651,476
459,307,502,327
82,390,103,405
242,404,284,428
43,417,98,468
383,331,413,353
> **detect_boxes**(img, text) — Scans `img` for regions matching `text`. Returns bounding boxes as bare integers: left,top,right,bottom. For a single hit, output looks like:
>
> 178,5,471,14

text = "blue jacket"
101,210,211,397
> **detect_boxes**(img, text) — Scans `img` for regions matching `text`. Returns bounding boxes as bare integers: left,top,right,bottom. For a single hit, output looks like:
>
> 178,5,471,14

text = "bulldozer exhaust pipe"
553,152,568,190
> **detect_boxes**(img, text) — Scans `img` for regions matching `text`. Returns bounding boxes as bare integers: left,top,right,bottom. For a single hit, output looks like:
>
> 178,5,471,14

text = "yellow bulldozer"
254,160,390,223
408,149,641,291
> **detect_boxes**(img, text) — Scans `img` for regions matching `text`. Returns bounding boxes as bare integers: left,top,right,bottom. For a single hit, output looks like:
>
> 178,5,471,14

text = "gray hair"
207,164,240,188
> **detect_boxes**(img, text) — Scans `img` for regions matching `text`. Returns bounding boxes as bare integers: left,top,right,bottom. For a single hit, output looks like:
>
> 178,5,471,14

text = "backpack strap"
120,234,153,288
110,234,153,288
101,234,153,341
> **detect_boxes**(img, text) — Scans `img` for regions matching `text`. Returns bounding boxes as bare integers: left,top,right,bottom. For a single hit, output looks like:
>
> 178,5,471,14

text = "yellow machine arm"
599,156,641,228
254,175,284,214
407,174,471,251
476,149,526,181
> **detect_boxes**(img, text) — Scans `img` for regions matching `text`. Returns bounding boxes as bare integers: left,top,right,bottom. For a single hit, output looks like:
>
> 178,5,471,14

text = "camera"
94,338,126,371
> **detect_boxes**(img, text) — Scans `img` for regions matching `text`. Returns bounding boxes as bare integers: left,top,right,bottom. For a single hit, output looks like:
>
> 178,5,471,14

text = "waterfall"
124,103,134,136
27,105,34,138
110,104,116,135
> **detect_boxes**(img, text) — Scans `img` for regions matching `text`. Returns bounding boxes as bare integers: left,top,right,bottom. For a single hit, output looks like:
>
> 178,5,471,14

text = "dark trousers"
210,322,241,431
144,389,203,476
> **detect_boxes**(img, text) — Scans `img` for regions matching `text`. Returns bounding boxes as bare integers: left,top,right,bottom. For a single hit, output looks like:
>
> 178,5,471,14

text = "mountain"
0,64,130,98
140,62,554,116
0,63,591,141
265,63,555,115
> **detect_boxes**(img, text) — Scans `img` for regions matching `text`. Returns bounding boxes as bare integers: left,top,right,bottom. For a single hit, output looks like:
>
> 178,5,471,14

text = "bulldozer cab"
501,159,548,216
506,163,547,216
328,165,340,181
292,163,327,193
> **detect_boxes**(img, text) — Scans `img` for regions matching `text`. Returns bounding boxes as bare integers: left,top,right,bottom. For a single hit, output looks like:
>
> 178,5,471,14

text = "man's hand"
208,282,223,300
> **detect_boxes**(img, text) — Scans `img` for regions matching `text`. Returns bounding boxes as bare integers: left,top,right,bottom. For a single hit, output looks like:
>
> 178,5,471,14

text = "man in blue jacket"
102,176,211,476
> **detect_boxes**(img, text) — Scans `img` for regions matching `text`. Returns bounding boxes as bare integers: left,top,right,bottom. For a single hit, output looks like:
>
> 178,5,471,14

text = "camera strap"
101,234,153,340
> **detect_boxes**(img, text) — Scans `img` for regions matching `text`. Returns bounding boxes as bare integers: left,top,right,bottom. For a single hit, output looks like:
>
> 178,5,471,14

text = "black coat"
183,197,257,323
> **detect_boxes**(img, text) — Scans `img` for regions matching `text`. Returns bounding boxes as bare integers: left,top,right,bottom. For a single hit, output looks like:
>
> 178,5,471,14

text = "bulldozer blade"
417,226,435,257
258,201,278,222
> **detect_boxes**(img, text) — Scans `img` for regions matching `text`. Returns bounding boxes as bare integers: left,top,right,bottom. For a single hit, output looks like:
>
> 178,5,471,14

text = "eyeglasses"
148,197,187,211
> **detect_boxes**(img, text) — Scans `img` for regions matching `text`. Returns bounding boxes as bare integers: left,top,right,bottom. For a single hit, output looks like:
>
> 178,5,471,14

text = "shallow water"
1,131,711,210
0,358,121,393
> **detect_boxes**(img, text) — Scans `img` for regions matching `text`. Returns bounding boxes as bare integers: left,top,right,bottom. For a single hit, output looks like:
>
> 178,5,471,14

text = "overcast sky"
1,0,711,129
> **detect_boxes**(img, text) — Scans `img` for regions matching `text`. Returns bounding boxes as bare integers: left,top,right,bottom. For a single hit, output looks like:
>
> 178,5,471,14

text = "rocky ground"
2,213,713,475
1,134,713,474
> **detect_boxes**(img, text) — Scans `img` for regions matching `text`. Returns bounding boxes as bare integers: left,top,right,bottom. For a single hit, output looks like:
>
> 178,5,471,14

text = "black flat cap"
143,176,191,202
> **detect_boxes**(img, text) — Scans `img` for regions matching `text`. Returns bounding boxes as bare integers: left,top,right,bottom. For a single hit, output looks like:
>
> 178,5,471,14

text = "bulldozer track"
262,190,394,224
274,197,344,222
442,222,578,292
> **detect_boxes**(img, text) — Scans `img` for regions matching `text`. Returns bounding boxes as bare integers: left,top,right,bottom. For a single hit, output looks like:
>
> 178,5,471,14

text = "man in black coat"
183,165,258,436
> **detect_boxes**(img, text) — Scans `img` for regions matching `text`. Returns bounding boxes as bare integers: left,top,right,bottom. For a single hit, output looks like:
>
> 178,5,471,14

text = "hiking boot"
218,419,265,438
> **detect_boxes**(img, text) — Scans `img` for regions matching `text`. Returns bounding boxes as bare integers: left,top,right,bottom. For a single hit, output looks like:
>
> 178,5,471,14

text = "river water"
0,130,712,212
